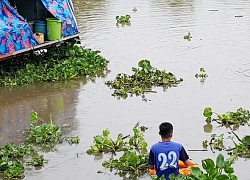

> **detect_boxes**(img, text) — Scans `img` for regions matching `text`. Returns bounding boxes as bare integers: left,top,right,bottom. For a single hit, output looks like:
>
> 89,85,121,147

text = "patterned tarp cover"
0,0,38,54
41,0,78,37
0,0,78,55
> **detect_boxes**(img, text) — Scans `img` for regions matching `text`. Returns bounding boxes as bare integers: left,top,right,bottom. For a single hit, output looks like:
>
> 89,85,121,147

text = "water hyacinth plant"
105,60,183,101
195,68,207,83
25,111,63,149
227,132,250,158
0,143,35,178
202,134,226,152
183,32,192,41
203,107,250,126
86,129,127,154
87,123,149,177
0,40,109,86
102,149,149,177
0,110,80,179
168,154,238,180
116,15,131,24
202,131,250,158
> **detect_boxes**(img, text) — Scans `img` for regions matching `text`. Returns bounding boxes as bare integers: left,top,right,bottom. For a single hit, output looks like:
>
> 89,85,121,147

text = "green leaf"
86,149,93,154
132,67,138,73
202,158,215,172
138,59,152,71
224,167,234,174
242,135,250,145
230,175,238,180
103,129,110,137
35,137,42,143
216,154,225,168
190,167,202,178
68,49,75,56
200,68,205,72
205,117,212,123
91,146,99,152
30,110,38,123
214,174,229,180
209,168,219,178
203,107,213,117
94,135,103,144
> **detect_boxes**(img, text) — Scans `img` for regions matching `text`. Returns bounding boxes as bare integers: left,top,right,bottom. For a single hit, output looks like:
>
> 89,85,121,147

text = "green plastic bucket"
46,18,62,40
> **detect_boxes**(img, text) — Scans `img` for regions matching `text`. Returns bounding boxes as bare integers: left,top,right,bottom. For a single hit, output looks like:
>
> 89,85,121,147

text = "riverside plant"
202,134,226,153
102,149,149,177
203,107,250,127
168,154,238,180
25,110,63,149
0,143,34,178
26,155,48,167
105,60,183,101
0,111,80,179
116,15,131,24
202,131,250,158
87,123,149,177
25,110,80,149
227,132,250,158
195,68,207,83
86,123,147,155
86,129,127,154
183,32,192,41
0,39,109,86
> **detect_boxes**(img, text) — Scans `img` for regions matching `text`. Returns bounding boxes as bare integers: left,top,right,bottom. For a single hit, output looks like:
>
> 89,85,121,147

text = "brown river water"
1,0,250,179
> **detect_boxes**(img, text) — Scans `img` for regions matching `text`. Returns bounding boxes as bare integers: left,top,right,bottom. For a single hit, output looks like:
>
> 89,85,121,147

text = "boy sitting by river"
148,122,197,180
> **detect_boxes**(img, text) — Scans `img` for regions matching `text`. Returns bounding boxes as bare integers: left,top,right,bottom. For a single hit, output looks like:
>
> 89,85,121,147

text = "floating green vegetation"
183,32,192,41
203,107,250,126
116,15,131,24
0,143,34,178
195,68,207,83
86,129,127,154
87,123,147,155
105,60,183,101
26,155,48,167
66,136,80,145
25,111,62,149
102,149,148,176
168,154,238,180
0,40,109,86
87,123,149,177
151,174,166,180
227,132,250,158
202,134,226,152
0,111,80,179
203,131,250,158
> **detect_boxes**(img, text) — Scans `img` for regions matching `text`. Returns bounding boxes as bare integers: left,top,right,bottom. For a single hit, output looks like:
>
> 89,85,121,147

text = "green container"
46,18,62,40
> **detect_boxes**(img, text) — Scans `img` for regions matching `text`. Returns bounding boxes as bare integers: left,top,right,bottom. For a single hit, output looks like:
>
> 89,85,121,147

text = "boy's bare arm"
184,159,197,166
148,164,154,170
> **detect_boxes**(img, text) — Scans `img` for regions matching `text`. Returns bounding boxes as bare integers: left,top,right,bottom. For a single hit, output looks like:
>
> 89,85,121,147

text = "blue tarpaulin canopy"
0,0,38,54
0,0,78,55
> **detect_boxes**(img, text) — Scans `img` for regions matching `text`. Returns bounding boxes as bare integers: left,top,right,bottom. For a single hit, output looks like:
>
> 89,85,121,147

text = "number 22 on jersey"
158,151,177,171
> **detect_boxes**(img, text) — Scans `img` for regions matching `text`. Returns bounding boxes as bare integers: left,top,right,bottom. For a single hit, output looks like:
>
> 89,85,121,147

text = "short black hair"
159,122,173,138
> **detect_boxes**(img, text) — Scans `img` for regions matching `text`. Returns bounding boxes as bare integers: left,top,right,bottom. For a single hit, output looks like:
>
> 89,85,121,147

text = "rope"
13,0,17,10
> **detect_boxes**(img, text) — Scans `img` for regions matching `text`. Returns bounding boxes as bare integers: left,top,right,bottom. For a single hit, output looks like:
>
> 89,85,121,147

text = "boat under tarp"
0,0,79,61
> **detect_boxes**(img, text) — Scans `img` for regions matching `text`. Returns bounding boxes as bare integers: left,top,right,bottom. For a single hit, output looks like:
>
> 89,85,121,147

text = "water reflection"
0,78,87,146
203,123,213,133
